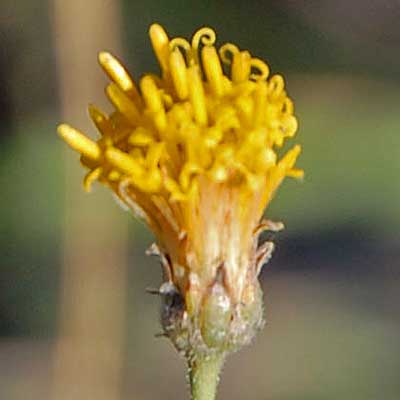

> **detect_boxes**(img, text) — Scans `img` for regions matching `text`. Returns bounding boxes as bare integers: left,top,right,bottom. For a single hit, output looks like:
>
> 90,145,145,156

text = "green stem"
188,353,225,400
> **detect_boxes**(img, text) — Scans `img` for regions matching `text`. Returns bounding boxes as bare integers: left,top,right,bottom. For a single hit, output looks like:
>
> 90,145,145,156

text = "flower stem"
188,352,225,400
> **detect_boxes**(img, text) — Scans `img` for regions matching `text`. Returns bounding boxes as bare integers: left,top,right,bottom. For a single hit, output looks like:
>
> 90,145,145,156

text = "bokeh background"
1,1,400,399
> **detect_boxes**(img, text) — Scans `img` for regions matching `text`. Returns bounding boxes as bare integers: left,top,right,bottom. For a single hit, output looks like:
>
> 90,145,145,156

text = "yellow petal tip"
57,123,70,138
57,124,101,161
98,51,111,63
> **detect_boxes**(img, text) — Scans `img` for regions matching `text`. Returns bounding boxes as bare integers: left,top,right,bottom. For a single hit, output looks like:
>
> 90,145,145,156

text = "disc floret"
58,24,302,358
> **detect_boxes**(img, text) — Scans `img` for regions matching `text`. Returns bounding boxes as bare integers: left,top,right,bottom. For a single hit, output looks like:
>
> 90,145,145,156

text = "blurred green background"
1,1,399,399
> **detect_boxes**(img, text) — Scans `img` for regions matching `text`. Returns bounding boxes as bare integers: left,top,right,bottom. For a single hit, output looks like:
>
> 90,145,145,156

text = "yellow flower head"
58,24,302,355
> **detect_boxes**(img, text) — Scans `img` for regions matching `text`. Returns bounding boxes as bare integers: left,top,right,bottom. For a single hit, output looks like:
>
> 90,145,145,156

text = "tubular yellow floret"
253,82,268,126
128,128,155,146
286,168,304,179
140,75,163,112
83,167,103,192
106,83,140,125
191,27,216,65
191,27,216,50
250,58,270,81
88,104,110,135
268,74,285,97
219,43,239,64
98,51,134,92
284,98,294,114
169,49,189,100
146,142,165,169
149,24,170,72
202,46,224,97
281,144,301,169
188,66,208,126
58,124,101,161
140,76,167,133
232,51,251,83
105,147,143,176
283,115,298,137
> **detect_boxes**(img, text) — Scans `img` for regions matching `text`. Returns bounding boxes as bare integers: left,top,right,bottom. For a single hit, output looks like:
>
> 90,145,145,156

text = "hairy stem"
188,352,225,400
